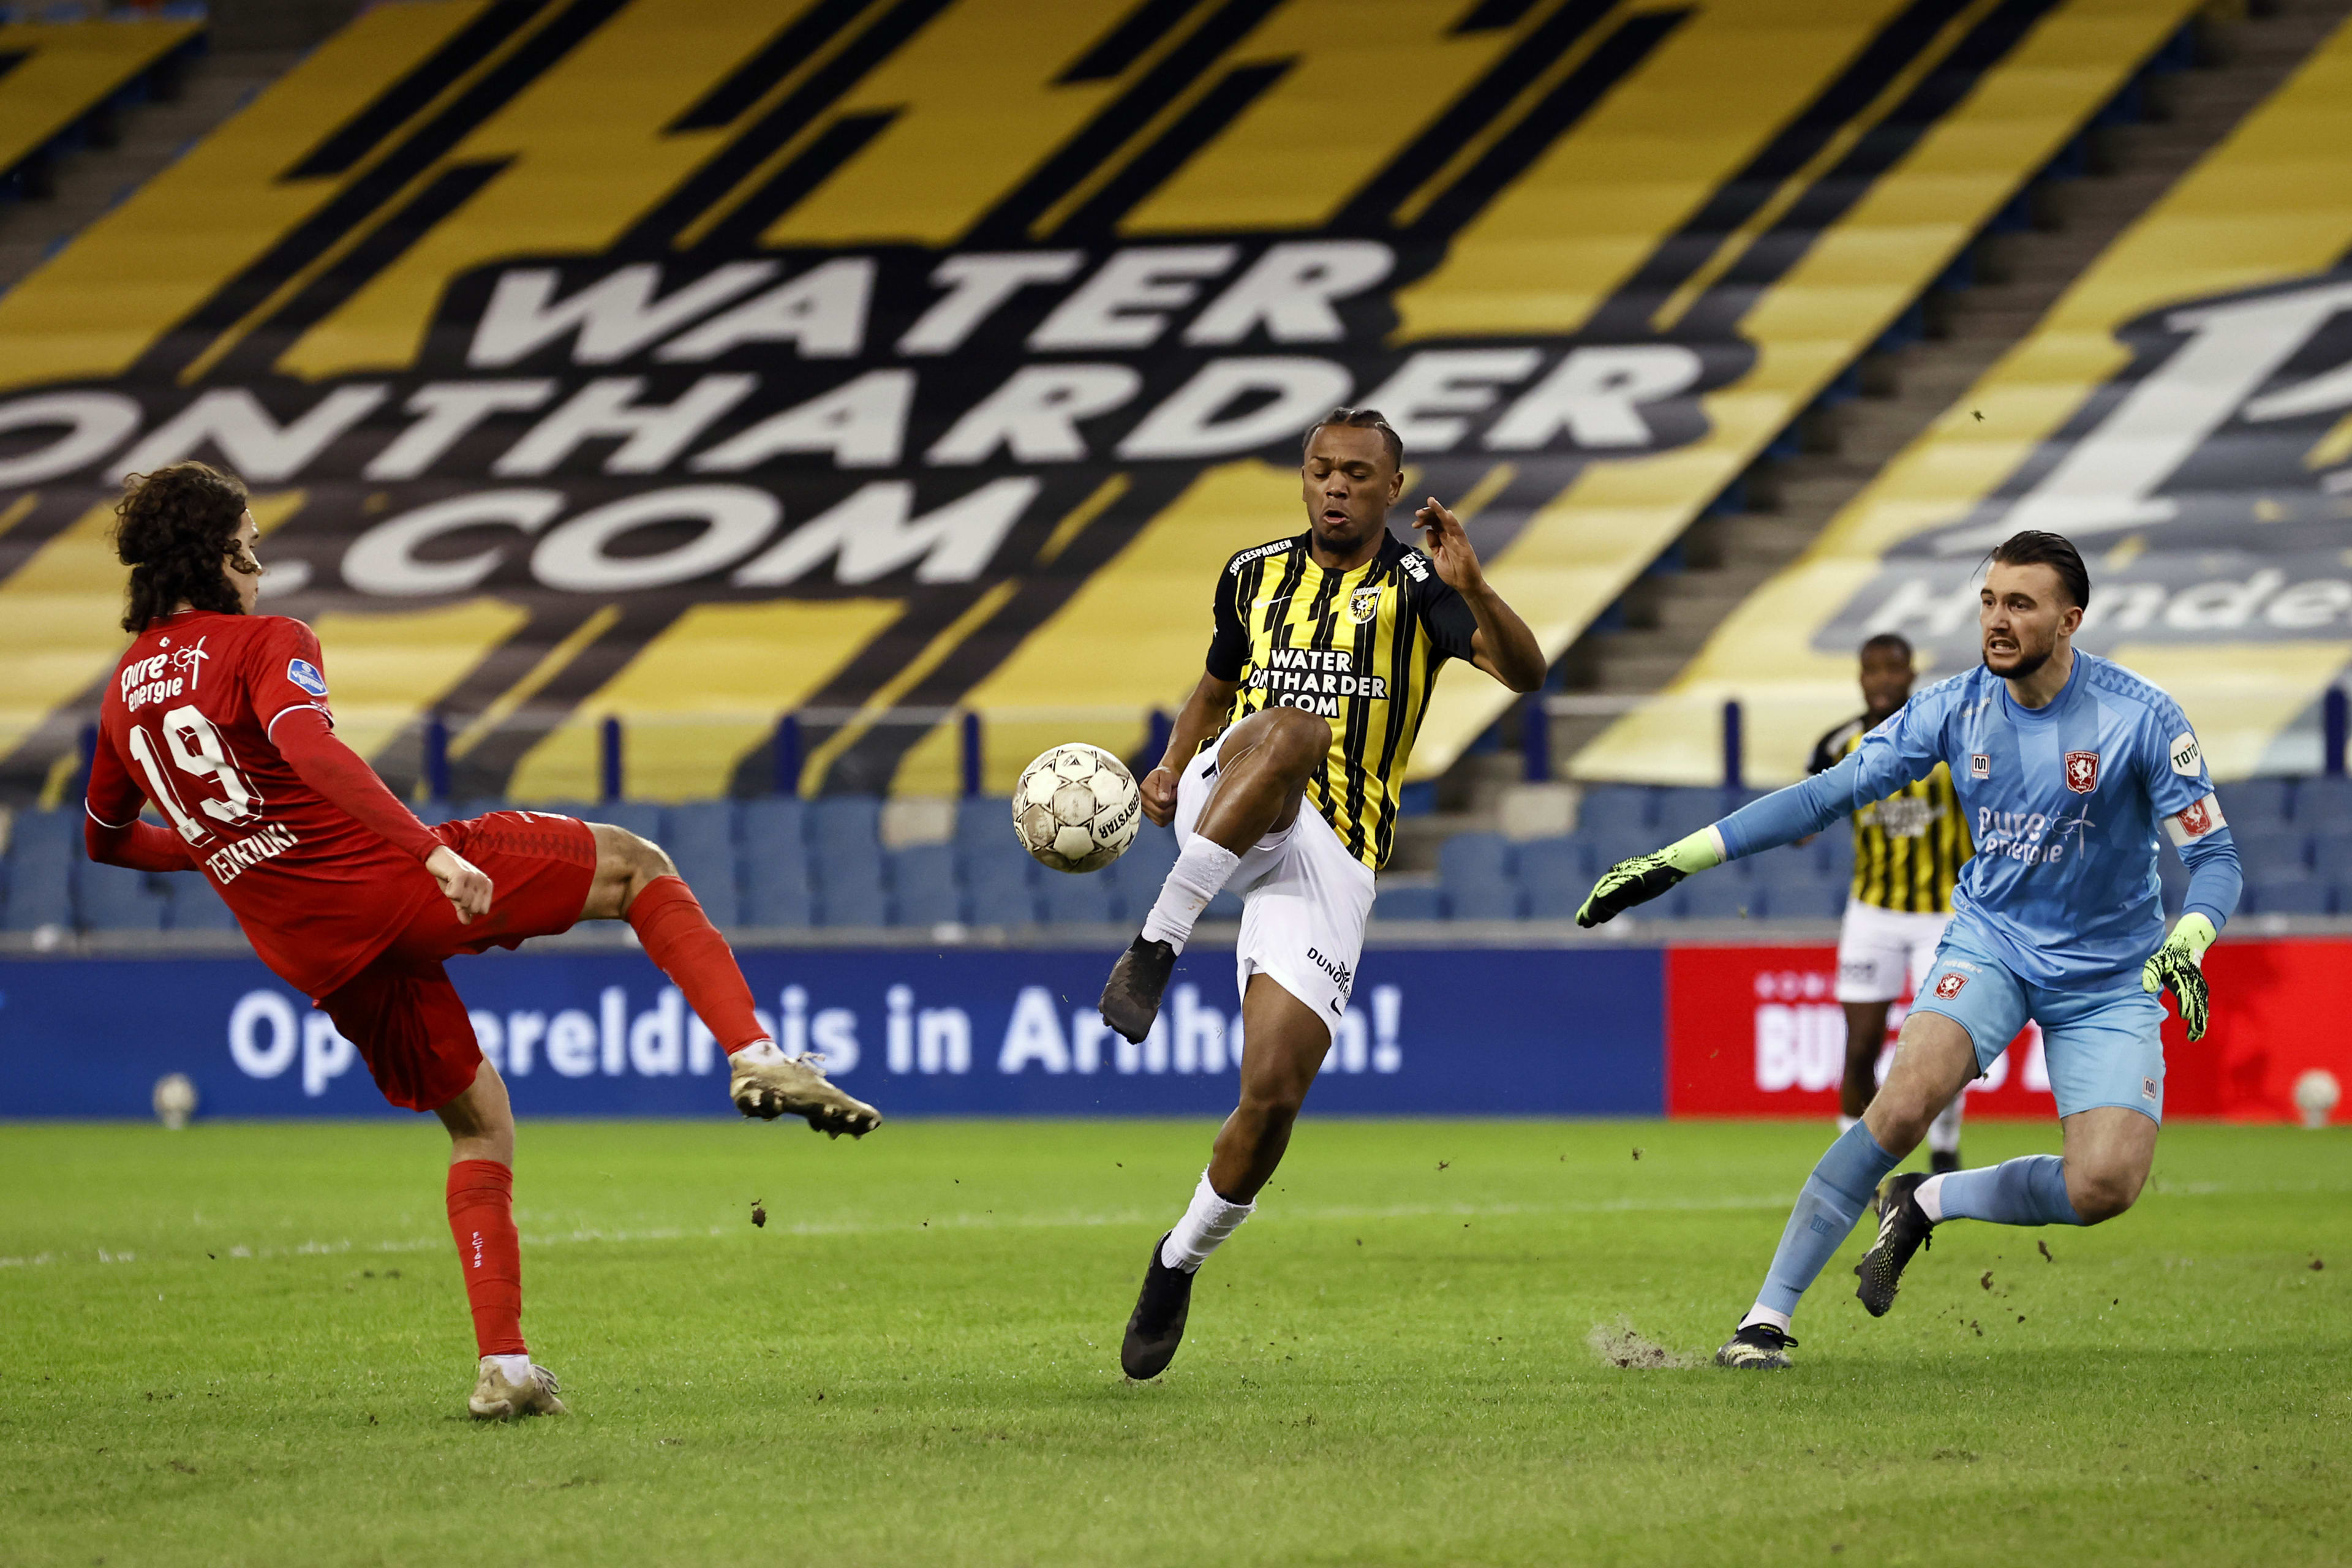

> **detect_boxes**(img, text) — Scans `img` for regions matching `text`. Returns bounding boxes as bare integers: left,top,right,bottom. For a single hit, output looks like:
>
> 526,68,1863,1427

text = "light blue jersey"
1719,652,2236,987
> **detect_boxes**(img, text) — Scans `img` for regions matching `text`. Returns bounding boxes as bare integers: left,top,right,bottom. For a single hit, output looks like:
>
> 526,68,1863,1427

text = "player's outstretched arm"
1139,669,1241,827
273,706,492,919
1412,497,1544,692
82,737,198,872
1576,829,1724,927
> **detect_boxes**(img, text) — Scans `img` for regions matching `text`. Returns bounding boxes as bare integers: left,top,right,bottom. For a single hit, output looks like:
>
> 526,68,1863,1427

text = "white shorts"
1834,897,1953,1004
1174,731,1376,1038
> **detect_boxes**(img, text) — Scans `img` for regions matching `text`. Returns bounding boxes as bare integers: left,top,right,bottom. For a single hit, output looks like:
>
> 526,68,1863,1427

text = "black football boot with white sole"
1854,1171,1935,1317
1100,936,1177,1045
1714,1323,1799,1370
1120,1231,1196,1380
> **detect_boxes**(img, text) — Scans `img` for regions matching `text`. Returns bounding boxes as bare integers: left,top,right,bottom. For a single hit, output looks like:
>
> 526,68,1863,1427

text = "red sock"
445,1159,525,1358
627,874,766,1054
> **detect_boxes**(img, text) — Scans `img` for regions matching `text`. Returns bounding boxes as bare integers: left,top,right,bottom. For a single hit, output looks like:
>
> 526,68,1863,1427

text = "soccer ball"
1013,744,1141,873
152,1072,197,1130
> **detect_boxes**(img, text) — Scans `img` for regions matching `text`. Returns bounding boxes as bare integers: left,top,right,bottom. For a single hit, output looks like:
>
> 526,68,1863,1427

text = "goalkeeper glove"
2141,912,2217,1042
1577,830,1723,929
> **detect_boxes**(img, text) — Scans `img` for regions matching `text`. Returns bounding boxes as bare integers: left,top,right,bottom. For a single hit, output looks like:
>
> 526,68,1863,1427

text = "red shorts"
320,812,597,1112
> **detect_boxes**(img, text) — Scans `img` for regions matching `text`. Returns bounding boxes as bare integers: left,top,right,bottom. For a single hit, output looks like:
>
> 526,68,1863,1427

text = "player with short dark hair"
1578,529,2239,1368
1807,630,1973,1170
86,462,880,1419
1100,407,1545,1379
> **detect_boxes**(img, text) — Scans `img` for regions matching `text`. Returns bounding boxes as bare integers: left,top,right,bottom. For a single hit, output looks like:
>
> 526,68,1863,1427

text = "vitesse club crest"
1346,586,1384,627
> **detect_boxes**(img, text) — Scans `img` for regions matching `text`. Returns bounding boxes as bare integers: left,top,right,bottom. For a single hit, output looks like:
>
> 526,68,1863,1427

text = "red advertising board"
1664,938,2352,1122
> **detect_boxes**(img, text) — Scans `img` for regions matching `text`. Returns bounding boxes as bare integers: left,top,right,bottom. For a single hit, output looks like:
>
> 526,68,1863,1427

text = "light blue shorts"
1907,924,2166,1123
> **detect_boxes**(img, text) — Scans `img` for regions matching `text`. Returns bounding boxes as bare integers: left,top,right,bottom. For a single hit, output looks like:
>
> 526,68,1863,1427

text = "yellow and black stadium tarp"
0,17,201,193
0,0,2201,803
1577,9,2352,786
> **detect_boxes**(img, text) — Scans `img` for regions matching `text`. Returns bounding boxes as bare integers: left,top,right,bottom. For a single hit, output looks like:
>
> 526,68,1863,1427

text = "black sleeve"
1806,720,1848,777
1205,560,1249,681
1416,573,1480,664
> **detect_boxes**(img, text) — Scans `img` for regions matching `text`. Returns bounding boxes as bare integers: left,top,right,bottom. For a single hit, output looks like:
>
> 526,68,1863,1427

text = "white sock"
1159,1169,1254,1272
489,1352,532,1383
1836,1114,1857,1134
1139,839,1241,955
1738,1305,1792,1334
1926,1093,1964,1156
733,1039,783,1065
1915,1172,1948,1223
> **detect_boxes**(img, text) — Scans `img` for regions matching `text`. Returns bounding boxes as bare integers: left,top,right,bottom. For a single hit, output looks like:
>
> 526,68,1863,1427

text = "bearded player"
1808,632,1973,1170
1098,409,1545,1379
1577,532,2239,1369
84,462,880,1419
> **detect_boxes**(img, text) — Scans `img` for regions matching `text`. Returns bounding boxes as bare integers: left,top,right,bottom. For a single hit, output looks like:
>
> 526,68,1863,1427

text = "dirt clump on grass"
1588,1318,1694,1370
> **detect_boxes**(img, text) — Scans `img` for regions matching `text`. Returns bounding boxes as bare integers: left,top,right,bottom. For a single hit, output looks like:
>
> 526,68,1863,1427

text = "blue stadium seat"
413,799,461,826
1769,880,1847,921
956,797,1014,859
2309,831,2352,881
1575,786,1652,845
889,844,962,927
1374,884,1444,921
1748,842,1828,888
2248,880,2332,917
1105,822,1178,907
168,873,241,931
2234,832,2311,885
1438,831,1509,880
1681,875,1762,921
1040,865,1120,925
662,801,740,926
2295,775,2352,825
739,799,812,926
1516,836,1591,920
2222,776,2294,831
1652,788,1725,840
75,859,168,932
808,795,883,852
807,795,886,927
1204,889,1243,922
965,848,1039,926
4,810,77,931
1449,879,1523,920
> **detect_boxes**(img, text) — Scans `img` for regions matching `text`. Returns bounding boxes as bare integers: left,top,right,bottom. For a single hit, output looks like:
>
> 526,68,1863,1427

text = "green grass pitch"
2,1117,2346,1566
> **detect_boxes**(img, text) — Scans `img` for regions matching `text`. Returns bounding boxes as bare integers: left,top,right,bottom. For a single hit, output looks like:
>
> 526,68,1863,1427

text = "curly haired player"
84,462,880,1419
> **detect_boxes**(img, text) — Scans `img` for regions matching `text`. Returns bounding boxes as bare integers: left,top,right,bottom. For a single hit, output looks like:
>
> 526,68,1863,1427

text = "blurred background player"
1098,409,1544,1379
1807,632,1975,1173
1577,531,2239,1370
83,464,880,1419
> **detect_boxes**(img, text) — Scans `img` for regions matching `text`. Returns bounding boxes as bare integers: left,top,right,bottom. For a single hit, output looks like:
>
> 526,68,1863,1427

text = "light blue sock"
1930,1155,2081,1226
1754,1121,1902,1317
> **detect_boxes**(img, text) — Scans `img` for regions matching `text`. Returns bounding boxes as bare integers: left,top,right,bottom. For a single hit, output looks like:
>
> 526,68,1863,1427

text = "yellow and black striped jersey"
1807,714,1974,913
1207,530,1478,870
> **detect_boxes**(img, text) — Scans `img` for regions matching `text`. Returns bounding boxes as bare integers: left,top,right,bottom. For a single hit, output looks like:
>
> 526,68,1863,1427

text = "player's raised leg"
1101,706,1329,1044
433,1060,568,1419
1716,1010,1975,1367
1123,971,1327,1379
577,821,879,1136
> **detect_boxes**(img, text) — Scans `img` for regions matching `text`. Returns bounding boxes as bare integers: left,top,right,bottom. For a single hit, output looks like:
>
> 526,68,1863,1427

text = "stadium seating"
22,776,2351,936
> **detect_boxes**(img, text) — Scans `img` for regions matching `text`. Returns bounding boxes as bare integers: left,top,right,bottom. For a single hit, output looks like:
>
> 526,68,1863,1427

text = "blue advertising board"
0,944,1663,1120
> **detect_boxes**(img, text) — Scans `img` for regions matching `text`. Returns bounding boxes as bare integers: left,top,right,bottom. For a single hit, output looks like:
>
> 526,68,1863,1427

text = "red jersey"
88,610,439,997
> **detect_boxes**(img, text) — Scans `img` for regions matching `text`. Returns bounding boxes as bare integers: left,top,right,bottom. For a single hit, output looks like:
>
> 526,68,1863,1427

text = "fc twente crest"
2064,750,2101,794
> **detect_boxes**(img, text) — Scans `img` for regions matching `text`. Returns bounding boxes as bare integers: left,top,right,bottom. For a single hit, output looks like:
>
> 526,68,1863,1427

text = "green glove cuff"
1662,829,1724,875
2172,912,2217,963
